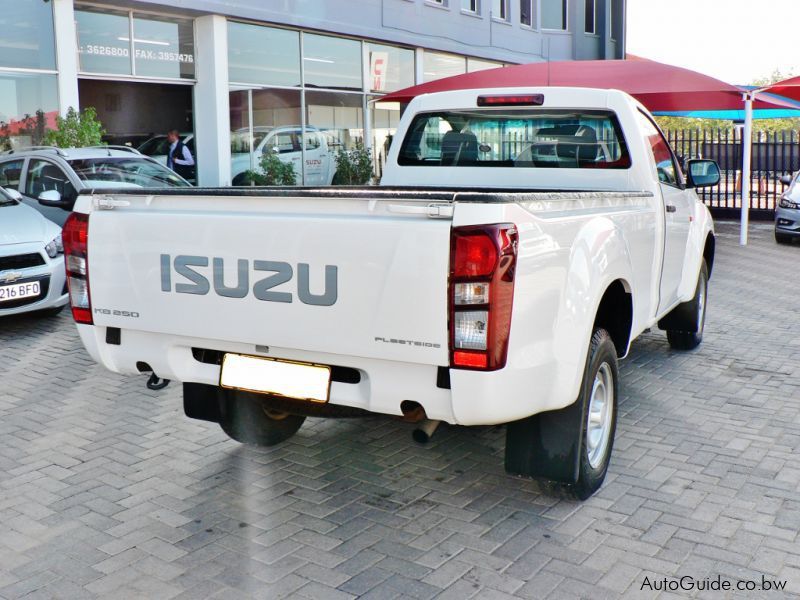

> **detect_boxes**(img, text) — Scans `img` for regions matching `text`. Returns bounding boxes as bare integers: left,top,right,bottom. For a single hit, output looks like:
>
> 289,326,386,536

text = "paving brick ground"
1,220,799,599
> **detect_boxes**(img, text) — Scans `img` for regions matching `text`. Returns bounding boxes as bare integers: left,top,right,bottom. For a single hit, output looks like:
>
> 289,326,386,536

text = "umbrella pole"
740,93,754,245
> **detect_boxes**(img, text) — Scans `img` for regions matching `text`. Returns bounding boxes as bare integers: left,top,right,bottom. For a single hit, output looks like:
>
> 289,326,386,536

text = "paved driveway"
1,221,799,599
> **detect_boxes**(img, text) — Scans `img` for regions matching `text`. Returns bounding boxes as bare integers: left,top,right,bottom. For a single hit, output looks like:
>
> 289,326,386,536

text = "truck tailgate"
86,194,452,366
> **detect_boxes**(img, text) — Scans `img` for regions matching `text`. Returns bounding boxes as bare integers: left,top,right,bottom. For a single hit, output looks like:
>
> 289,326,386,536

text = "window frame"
637,109,685,189
491,0,509,22
584,0,597,34
461,0,480,15
520,0,534,28
540,0,569,31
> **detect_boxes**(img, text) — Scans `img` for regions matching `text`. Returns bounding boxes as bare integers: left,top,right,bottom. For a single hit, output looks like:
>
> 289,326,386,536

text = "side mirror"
4,188,22,201
779,174,792,186
38,189,70,210
686,159,721,188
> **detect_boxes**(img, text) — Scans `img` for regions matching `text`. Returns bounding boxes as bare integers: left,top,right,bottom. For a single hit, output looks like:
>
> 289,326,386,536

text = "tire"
231,173,251,186
775,231,793,244
505,328,618,500
219,390,306,446
664,261,708,351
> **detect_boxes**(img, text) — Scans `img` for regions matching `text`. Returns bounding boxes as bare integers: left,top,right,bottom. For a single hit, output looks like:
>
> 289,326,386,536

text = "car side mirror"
779,174,792,186
38,189,70,210
686,159,721,188
4,188,22,201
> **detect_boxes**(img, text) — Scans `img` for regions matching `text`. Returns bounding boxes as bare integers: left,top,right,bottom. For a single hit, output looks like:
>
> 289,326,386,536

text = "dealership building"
1,0,626,185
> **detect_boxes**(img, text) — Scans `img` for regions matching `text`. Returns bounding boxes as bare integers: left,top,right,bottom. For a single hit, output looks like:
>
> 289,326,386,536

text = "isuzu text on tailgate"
64,87,719,499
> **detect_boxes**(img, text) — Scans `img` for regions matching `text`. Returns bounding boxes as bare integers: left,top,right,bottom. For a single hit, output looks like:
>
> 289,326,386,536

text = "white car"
0,187,68,317
64,87,719,499
230,126,336,186
0,146,191,227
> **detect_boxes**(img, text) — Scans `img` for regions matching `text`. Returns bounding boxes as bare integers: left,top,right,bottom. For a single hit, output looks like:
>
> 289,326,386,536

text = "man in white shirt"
166,129,195,181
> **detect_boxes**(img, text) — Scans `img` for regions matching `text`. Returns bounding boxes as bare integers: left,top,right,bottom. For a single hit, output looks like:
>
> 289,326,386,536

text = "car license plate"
0,281,41,303
219,353,331,403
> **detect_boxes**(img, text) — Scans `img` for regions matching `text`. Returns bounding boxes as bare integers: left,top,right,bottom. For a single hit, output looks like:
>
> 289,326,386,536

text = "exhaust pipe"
413,419,441,444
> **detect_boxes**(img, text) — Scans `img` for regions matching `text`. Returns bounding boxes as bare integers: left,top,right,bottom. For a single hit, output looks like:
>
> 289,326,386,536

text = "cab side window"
0,159,23,190
25,160,76,201
637,112,681,186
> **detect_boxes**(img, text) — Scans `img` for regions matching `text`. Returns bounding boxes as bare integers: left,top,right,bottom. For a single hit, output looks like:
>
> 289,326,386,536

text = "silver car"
0,146,191,227
776,171,800,244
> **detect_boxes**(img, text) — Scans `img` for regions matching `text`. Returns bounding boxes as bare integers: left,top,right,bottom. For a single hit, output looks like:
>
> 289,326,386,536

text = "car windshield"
231,130,270,153
399,109,631,168
137,137,170,156
68,158,190,187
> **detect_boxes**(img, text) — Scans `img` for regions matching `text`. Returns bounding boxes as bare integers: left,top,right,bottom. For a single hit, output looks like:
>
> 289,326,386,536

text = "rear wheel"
664,261,708,351
505,328,618,500
775,231,793,244
219,390,306,446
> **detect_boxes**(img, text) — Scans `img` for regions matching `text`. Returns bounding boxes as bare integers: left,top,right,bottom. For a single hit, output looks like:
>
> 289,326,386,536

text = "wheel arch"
703,233,715,278
593,279,634,359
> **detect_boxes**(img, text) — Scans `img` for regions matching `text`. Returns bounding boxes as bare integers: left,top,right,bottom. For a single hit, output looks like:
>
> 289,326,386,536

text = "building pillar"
52,0,80,115
194,15,231,186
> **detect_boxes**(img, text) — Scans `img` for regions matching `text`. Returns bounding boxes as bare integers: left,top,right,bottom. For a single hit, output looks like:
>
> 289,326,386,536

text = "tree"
333,142,374,185
43,106,105,148
241,150,297,186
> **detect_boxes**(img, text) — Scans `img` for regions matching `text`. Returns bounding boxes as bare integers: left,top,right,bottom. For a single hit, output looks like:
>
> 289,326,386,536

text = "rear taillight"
63,212,92,324
449,224,517,371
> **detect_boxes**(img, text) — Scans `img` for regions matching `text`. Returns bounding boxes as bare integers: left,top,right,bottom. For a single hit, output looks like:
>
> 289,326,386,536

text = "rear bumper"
75,326,566,426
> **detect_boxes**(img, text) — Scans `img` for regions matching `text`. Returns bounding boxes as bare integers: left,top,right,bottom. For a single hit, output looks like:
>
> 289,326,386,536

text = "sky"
626,0,799,85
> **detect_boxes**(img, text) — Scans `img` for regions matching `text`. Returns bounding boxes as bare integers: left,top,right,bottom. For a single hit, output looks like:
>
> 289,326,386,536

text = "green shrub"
241,150,297,186
334,142,374,185
43,107,105,148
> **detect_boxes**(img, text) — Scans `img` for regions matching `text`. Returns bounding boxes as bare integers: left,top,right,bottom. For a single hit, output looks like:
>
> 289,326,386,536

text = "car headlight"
45,234,63,258
779,196,800,209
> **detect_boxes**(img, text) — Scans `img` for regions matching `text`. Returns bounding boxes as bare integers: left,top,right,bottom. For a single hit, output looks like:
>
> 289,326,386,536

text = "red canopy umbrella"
757,75,800,102
379,58,795,112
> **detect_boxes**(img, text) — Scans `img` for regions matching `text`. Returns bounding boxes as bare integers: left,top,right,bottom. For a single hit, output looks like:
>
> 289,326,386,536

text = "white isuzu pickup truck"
63,87,719,499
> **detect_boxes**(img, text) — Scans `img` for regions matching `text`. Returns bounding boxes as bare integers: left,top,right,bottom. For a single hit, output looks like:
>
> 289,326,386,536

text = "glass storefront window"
306,90,363,184
467,58,503,72
370,98,401,181
541,0,567,30
0,72,59,150
303,34,362,91
76,9,133,75
423,51,466,82
367,43,414,93
133,15,195,79
0,1,56,70
229,88,303,185
228,23,301,87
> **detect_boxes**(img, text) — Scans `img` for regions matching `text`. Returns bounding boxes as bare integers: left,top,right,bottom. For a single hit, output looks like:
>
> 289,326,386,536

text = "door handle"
665,205,677,213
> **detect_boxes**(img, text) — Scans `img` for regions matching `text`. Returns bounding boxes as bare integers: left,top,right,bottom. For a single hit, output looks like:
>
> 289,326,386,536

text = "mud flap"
504,397,583,484
183,382,223,423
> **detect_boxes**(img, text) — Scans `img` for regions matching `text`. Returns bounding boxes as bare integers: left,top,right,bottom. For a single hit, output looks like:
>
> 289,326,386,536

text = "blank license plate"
219,353,331,403
0,281,40,303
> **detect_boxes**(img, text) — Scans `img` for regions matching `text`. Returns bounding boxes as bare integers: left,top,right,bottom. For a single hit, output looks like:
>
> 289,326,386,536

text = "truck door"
638,112,692,313
302,130,327,185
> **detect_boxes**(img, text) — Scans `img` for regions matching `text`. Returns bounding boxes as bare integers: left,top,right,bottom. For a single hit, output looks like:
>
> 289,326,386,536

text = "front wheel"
219,390,306,446
505,328,618,500
775,231,793,244
664,261,708,351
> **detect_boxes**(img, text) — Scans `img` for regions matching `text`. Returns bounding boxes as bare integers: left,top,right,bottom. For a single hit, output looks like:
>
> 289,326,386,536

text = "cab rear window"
398,109,631,169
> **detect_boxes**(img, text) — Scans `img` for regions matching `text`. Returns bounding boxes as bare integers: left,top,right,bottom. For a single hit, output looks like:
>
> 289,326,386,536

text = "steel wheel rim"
586,362,614,469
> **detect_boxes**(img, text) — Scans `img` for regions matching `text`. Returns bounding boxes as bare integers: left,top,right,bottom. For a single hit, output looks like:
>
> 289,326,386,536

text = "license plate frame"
0,280,41,303
219,353,332,403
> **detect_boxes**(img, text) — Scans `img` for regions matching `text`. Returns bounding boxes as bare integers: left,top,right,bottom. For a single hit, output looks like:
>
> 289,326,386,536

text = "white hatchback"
0,187,68,318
